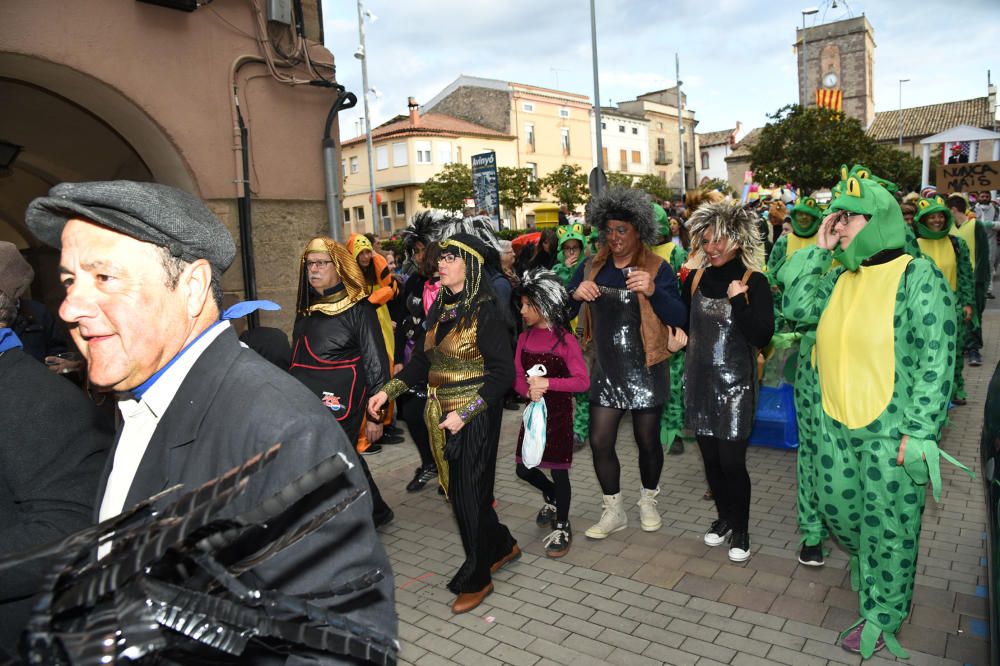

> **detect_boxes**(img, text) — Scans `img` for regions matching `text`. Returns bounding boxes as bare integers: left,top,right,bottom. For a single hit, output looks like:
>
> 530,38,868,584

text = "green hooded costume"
553,222,592,443
782,175,970,658
913,196,975,402
552,223,587,286
650,203,689,450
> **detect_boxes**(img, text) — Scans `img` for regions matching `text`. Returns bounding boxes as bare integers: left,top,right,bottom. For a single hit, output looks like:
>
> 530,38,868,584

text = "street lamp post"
355,1,379,235
898,78,910,148
801,8,818,104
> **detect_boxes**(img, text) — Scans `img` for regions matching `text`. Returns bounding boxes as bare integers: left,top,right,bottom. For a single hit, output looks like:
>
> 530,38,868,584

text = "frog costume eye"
846,177,862,198
572,222,584,235
805,197,817,209
856,168,870,179
840,164,849,181
557,227,568,238
918,199,931,210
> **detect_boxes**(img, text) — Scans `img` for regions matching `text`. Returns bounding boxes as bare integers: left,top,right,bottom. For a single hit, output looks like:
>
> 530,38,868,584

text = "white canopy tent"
920,124,1000,188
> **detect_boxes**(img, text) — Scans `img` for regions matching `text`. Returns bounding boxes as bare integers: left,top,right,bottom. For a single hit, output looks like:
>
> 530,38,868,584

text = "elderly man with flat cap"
0,242,111,656
25,180,396,664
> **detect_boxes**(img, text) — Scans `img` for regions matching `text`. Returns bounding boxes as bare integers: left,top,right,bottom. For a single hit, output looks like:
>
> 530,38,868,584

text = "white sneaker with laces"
636,486,662,531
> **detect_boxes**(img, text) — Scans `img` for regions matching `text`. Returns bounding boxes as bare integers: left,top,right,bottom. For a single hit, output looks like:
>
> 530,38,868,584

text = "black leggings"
398,392,434,469
515,464,571,523
697,436,751,532
589,404,663,496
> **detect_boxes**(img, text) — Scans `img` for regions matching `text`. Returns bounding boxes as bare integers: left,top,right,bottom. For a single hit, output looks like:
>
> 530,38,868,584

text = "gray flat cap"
25,180,236,273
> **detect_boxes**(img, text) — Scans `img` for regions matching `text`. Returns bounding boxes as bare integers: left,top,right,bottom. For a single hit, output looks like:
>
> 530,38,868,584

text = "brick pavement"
367,310,998,665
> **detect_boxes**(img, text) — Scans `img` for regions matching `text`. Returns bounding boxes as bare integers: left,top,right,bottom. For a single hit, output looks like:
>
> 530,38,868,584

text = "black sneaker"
536,501,557,527
384,424,404,437
406,465,437,492
728,530,751,562
376,433,405,445
798,542,825,567
704,518,731,546
360,444,382,456
373,507,394,528
668,438,684,455
543,522,572,558
969,349,983,367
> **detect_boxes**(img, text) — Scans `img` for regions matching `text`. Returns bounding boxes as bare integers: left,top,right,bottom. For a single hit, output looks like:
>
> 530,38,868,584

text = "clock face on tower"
822,72,839,88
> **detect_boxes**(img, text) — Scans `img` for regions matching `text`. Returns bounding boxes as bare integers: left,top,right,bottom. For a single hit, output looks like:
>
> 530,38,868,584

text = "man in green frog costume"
651,203,689,454
782,175,969,658
769,194,830,567
913,195,975,405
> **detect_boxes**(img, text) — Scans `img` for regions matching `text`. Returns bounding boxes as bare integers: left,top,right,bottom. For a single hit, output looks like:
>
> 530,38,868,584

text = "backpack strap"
739,269,753,304
690,268,705,297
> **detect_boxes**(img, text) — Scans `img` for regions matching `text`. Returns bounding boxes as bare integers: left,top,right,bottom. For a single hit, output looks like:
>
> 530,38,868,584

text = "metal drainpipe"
235,103,259,330
323,86,358,242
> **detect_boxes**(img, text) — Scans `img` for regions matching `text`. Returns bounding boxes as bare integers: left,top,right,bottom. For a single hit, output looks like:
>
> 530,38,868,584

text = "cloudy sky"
321,0,999,141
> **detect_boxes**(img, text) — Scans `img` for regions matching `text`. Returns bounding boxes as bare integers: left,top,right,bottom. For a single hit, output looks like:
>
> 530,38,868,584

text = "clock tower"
797,15,875,127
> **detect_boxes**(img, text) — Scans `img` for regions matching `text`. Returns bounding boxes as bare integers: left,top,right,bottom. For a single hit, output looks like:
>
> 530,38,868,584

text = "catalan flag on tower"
815,88,843,112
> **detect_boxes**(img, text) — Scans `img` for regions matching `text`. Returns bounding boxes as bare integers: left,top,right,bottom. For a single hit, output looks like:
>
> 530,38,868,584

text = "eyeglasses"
437,253,460,264
305,259,334,269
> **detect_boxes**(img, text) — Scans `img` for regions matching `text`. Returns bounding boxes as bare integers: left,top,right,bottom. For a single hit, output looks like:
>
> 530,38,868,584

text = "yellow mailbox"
534,204,560,229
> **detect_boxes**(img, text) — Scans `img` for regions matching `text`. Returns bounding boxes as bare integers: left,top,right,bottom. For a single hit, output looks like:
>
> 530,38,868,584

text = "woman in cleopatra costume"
652,202,689,456
566,187,688,540
683,203,773,564
368,233,518,614
781,177,971,658
913,195,975,405
291,237,395,526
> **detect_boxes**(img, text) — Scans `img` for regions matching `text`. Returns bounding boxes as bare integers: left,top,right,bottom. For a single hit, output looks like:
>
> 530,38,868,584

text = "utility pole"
590,0,604,181
356,0,378,235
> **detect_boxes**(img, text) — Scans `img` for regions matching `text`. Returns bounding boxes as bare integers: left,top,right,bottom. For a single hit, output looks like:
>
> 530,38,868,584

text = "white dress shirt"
97,321,230,557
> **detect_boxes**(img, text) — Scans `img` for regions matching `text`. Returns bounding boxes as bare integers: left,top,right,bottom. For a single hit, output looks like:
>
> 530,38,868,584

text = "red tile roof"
867,97,993,142
343,112,514,146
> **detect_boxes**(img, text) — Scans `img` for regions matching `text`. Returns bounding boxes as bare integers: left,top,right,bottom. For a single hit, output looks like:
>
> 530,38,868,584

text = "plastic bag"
521,364,548,469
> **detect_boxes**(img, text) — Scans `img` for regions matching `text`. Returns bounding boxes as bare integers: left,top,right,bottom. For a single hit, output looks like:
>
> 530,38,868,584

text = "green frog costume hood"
556,222,587,260
827,174,906,271
913,195,953,240
788,196,823,237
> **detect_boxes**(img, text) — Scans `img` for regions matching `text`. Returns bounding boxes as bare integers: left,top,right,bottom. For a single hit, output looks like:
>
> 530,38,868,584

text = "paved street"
368,309,998,666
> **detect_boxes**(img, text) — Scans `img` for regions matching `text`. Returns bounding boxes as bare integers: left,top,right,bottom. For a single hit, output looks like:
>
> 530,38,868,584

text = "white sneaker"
637,486,662,532
704,519,732,547
585,493,627,539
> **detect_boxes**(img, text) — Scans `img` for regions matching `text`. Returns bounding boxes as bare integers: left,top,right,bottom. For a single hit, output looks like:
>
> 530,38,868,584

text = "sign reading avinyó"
935,160,1000,194
471,151,501,230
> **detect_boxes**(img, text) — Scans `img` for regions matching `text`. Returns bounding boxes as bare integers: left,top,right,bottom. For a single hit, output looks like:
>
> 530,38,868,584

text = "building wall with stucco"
0,0,339,334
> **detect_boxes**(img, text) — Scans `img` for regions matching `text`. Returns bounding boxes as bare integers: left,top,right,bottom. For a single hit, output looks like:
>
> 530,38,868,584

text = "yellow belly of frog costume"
782,175,970,659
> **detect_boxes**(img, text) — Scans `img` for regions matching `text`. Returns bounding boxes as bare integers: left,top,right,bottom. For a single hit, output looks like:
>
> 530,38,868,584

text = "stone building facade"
0,0,341,333
796,15,876,128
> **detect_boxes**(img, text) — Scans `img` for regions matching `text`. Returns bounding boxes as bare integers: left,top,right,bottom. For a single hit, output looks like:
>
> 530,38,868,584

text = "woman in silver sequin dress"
566,188,688,540
682,203,774,563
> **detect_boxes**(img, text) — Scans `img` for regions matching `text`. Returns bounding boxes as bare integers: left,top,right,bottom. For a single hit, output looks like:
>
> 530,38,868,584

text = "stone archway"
0,53,197,308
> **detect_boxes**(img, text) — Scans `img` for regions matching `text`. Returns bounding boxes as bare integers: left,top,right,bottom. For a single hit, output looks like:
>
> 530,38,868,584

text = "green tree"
606,171,635,189
632,173,673,202
540,164,589,208
866,143,922,193
749,104,873,193
497,166,541,219
418,162,473,212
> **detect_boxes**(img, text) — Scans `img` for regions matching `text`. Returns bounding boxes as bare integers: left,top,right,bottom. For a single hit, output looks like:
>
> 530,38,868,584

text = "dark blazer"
96,326,396,665
0,348,111,653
